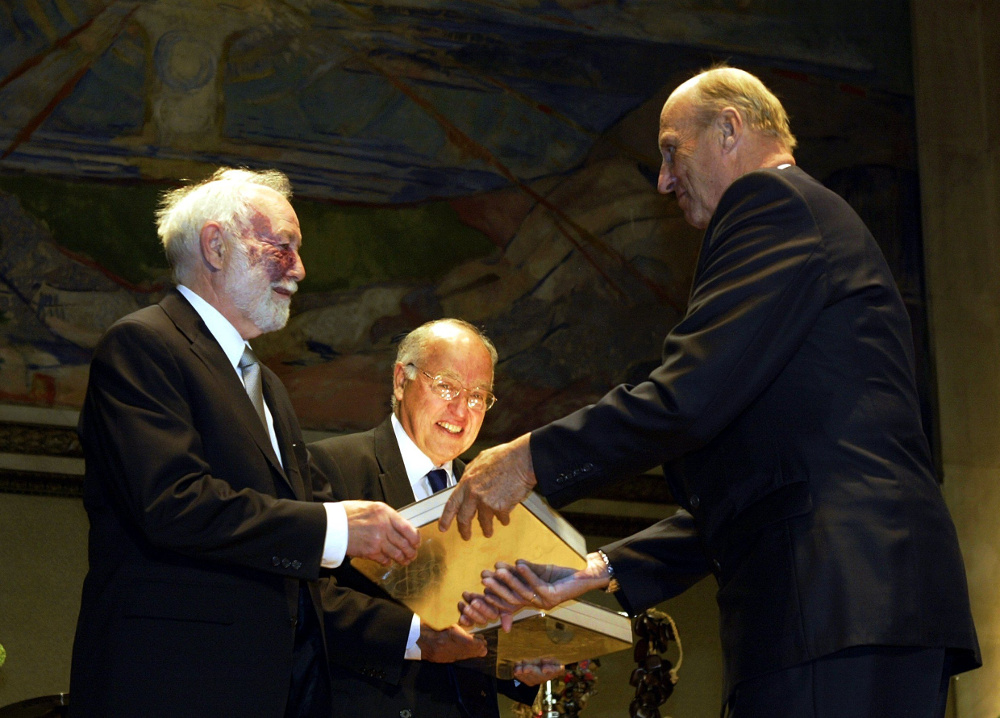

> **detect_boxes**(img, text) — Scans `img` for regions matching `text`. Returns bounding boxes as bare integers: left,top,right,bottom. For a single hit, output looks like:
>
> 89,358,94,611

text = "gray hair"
691,65,798,152
156,167,293,285
391,319,498,409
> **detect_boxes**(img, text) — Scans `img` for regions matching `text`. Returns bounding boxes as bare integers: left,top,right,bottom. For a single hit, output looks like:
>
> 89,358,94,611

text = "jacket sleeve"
531,170,830,507
320,572,415,685
80,316,327,577
601,508,710,615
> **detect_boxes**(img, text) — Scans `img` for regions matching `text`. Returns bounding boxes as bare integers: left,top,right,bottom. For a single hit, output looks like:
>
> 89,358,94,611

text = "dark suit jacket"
70,289,331,717
310,418,538,718
528,167,980,697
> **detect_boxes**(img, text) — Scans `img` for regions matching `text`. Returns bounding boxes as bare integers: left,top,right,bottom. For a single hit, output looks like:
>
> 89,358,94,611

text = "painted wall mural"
0,0,930,450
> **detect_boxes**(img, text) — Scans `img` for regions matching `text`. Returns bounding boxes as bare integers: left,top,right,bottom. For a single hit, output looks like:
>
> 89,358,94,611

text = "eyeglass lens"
424,371,494,410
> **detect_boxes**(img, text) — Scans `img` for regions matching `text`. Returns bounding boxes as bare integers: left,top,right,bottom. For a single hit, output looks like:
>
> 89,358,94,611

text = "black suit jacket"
310,418,538,718
70,289,331,717
529,167,980,696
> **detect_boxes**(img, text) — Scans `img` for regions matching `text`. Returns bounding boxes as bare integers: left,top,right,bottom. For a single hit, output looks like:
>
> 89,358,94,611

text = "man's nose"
657,162,676,194
288,251,305,281
449,392,470,416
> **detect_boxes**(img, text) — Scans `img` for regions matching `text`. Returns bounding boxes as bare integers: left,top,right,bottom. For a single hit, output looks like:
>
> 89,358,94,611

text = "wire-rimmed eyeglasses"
408,364,497,411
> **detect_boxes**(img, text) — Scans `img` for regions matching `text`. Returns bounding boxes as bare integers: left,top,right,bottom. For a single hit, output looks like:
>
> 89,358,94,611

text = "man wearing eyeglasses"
309,318,545,718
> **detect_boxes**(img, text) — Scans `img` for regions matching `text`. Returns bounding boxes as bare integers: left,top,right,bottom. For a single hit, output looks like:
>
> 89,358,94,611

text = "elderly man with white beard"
69,168,420,718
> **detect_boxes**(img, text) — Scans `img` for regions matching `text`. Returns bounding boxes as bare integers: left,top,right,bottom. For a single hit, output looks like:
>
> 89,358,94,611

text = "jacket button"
282,558,291,568
289,616,298,627
400,710,412,718
272,556,281,566
712,559,721,573
689,494,701,509
292,560,302,570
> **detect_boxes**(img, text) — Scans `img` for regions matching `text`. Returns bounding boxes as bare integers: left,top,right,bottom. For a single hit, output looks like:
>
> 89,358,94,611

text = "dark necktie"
238,346,267,429
426,468,449,493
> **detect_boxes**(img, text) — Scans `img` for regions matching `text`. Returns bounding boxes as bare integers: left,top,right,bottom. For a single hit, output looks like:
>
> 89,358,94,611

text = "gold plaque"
462,600,633,679
351,488,588,630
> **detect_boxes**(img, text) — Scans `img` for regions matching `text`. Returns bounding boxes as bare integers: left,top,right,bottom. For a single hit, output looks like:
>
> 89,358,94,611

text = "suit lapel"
159,291,290,491
372,418,418,510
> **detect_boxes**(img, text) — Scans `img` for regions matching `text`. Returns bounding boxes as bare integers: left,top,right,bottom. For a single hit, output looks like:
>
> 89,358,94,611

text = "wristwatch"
597,549,621,593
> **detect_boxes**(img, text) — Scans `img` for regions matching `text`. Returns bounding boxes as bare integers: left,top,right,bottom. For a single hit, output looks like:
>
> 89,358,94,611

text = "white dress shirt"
391,414,456,499
177,285,348,568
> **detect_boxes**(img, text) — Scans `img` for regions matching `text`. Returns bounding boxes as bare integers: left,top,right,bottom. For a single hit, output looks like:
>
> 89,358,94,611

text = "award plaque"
462,600,633,679
350,488,588,630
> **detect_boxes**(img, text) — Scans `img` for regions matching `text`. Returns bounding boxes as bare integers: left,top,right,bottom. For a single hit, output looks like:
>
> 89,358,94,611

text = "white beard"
223,239,294,334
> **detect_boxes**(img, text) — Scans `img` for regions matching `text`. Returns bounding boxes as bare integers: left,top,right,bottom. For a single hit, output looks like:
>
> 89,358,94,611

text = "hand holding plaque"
439,433,537,540
459,554,612,631
417,621,487,663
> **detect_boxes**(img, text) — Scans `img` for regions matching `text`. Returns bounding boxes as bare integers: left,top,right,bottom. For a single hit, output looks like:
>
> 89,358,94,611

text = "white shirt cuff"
320,502,348,568
404,613,422,660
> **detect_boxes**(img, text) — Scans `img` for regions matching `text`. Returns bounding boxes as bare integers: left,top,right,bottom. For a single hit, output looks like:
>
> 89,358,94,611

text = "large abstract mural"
0,0,930,451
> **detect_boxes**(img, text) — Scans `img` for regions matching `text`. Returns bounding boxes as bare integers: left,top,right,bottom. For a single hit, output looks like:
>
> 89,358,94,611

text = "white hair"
156,168,292,285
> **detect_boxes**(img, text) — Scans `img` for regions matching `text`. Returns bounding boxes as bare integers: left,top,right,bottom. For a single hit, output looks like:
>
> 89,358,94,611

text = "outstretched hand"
343,500,420,566
438,433,536,540
457,554,611,631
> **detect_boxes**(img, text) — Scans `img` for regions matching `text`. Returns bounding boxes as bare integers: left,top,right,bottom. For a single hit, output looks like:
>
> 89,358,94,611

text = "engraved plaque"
351,488,588,630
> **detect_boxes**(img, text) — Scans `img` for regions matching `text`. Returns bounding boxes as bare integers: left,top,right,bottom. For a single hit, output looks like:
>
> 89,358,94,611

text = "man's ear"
392,363,408,403
199,222,225,272
717,108,743,153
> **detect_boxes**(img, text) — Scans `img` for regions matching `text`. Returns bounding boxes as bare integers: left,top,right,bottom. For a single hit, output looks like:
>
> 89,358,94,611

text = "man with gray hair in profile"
445,66,981,717
70,167,419,717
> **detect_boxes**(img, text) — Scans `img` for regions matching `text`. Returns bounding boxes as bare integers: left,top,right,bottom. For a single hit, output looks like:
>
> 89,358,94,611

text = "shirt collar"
390,413,453,488
177,284,249,371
